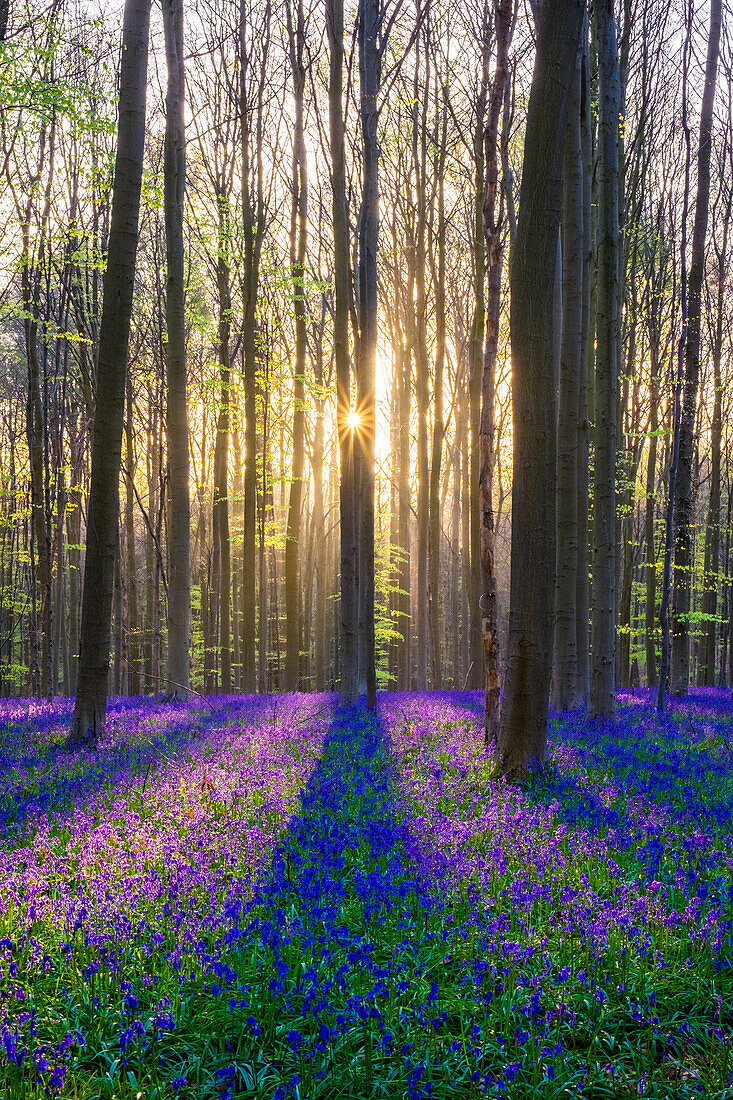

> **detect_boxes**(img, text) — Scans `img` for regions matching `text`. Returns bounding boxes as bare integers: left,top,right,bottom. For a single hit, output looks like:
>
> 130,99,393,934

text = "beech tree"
68,0,152,744
589,0,621,719
671,0,722,696
495,0,585,779
1,0,732,713
553,28,584,714
699,130,731,687
162,0,190,700
356,0,380,708
327,0,358,703
284,0,308,691
480,0,514,742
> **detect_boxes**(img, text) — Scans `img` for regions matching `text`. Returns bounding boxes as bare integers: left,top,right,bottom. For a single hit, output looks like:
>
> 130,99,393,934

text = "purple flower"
45,1066,67,1097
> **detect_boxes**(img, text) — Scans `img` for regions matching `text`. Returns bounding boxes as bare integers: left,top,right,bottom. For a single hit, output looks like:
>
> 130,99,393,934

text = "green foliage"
374,538,408,689
0,31,116,134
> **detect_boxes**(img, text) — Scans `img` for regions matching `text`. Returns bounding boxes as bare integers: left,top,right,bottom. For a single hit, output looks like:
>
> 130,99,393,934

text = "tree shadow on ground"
219,700,453,1098
242,698,440,938
0,693,280,838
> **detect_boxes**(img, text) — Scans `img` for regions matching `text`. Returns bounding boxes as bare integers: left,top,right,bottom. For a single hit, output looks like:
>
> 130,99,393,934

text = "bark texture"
553,44,583,713
356,0,380,709
284,0,308,692
69,0,152,745
671,0,722,695
496,0,585,779
327,0,358,703
481,0,513,742
162,0,190,699
590,0,620,719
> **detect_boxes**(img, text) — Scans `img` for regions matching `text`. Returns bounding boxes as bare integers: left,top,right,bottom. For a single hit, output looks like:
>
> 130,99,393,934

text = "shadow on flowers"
0,695,272,839
219,701,447,1100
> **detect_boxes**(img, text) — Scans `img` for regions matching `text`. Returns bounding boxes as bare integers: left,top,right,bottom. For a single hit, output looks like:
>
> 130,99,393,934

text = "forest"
0,0,732,1096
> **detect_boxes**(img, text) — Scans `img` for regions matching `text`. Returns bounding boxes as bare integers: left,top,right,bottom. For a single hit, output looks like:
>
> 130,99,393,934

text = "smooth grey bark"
671,0,722,695
413,27,430,693
397,339,411,691
589,0,620,719
284,0,308,692
327,0,358,703
644,382,659,686
617,270,639,692
69,0,152,744
21,111,56,700
66,424,82,695
429,89,447,691
124,378,140,694
481,0,513,742
699,183,729,686
312,328,327,692
496,0,585,779
468,6,491,690
576,26,591,704
553,42,583,713
644,232,665,687
356,0,380,708
162,0,190,699
657,28,691,713
213,236,232,694
231,421,242,690
641,201,668,687
721,494,733,686
240,0,270,695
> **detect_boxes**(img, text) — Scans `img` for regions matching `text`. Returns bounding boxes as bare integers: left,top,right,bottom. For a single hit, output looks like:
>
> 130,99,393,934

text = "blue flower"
287,1029,303,1051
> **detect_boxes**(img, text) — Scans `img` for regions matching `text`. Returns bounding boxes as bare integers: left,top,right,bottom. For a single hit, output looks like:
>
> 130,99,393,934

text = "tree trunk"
162,0,190,700
617,289,639,691
67,423,82,695
145,402,157,691
699,191,728,686
429,94,447,691
257,366,267,692
576,26,592,704
720,492,732,686
413,29,430,693
553,45,583,713
657,31,691,712
460,369,471,684
214,233,232,694
21,114,55,700
645,302,661,687
481,0,513,741
312,295,327,692
396,341,411,691
589,0,620,719
356,0,380,709
231,419,242,690
284,0,308,692
313,394,326,691
239,0,270,693
328,0,358,702
113,531,123,695
496,0,585,780
124,379,140,694
468,11,491,690
671,0,722,695
69,0,152,745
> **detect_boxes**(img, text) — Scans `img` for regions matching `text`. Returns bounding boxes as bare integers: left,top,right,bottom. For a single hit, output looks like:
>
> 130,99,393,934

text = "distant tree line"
0,0,729,770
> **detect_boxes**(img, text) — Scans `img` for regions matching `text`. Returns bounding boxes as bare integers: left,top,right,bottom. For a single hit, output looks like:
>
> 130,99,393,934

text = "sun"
347,409,360,432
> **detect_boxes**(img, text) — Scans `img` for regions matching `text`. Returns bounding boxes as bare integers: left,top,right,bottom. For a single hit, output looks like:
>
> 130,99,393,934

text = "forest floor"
0,689,731,1100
